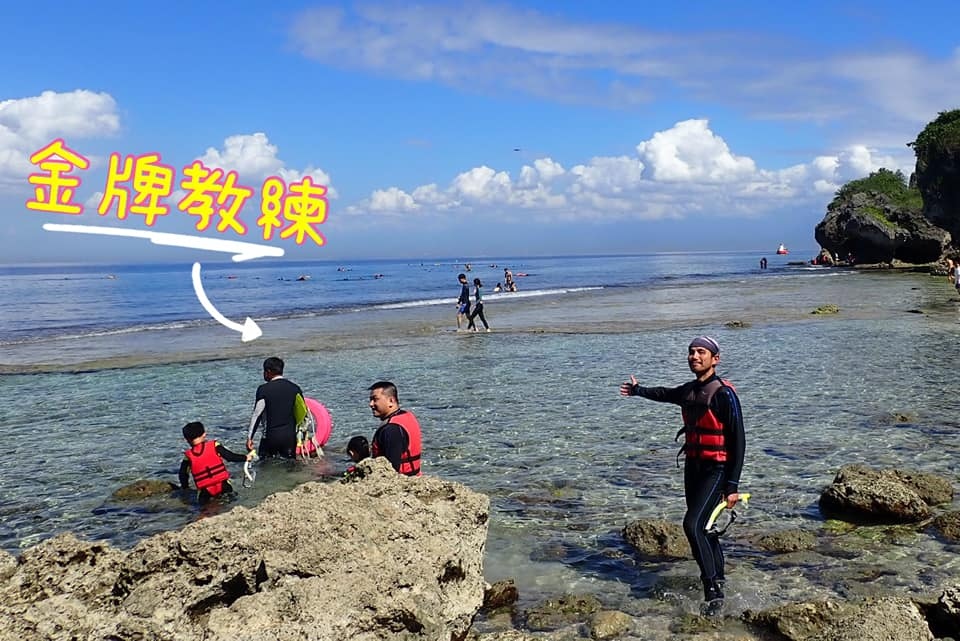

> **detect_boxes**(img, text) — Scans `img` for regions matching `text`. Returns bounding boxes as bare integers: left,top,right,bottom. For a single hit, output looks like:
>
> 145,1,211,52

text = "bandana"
689,336,720,355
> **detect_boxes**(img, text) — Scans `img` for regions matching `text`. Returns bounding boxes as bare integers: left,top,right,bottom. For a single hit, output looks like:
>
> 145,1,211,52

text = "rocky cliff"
815,109,960,263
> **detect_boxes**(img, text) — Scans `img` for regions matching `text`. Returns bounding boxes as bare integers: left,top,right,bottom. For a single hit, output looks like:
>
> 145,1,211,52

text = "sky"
2,0,959,263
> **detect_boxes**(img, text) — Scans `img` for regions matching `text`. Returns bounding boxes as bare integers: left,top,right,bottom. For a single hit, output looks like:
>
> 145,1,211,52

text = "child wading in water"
179,421,253,503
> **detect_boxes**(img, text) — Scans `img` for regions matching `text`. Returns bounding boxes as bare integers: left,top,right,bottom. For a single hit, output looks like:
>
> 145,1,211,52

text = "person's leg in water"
682,460,727,614
468,303,488,331
473,302,489,330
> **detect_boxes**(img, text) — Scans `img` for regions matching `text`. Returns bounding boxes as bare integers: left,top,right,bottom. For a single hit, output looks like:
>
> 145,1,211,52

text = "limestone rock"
754,529,817,554
589,610,633,640
819,464,932,523
483,579,519,611
891,469,953,506
931,511,960,542
622,519,688,559
744,597,934,641
110,478,179,500
523,594,601,632
0,457,490,641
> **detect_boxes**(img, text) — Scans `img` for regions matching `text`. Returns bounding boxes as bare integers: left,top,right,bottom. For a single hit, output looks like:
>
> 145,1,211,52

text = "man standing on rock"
619,336,745,616
368,381,422,476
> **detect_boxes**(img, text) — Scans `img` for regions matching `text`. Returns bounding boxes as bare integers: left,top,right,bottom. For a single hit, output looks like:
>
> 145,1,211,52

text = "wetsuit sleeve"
248,398,266,441
178,458,191,489
712,386,746,495
376,424,409,473
215,442,249,463
631,384,686,405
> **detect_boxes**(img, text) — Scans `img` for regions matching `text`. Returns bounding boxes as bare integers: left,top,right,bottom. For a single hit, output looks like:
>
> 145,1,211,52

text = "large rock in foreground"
0,457,490,641
818,464,950,524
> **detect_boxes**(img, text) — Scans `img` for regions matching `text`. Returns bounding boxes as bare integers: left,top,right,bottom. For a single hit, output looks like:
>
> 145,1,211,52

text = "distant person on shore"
619,336,745,616
947,258,960,294
504,267,517,292
466,277,491,332
179,421,253,504
247,357,306,458
456,273,471,331
759,257,767,270
368,381,422,476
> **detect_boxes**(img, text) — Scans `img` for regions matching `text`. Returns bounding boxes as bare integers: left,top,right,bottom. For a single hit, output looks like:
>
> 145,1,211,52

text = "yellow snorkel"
705,492,750,535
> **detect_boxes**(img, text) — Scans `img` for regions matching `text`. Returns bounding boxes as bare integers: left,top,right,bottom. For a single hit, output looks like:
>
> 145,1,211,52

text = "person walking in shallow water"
466,277,490,332
455,273,471,331
619,336,745,615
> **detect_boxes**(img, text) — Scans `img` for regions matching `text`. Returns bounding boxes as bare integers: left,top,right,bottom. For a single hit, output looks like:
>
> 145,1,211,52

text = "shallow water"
2,261,960,623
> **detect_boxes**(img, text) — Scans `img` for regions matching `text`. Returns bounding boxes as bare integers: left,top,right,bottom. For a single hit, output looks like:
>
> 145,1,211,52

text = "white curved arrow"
191,262,262,342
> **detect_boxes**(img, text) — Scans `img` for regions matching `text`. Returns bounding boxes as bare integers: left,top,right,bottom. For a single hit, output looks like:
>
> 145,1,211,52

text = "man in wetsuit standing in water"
619,336,745,616
247,356,305,458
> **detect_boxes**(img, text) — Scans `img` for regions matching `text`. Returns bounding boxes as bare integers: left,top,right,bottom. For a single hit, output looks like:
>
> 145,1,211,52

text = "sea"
2,250,960,628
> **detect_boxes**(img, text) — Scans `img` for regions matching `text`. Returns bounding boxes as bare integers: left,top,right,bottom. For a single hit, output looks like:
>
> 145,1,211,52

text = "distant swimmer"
296,274,311,281
504,267,517,292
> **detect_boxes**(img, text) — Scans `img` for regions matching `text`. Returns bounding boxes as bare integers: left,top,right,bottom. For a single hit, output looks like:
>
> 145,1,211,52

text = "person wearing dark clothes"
619,336,745,616
368,381,423,476
179,421,252,504
342,434,371,482
466,277,490,331
246,356,306,458
456,273,471,331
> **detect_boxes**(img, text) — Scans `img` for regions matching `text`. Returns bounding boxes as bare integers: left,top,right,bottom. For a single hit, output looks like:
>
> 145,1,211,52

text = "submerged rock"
523,594,602,632
811,305,840,315
110,478,178,500
754,529,817,554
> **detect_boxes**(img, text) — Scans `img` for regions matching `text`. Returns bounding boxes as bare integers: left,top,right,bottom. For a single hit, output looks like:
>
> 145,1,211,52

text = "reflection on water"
2,269,960,619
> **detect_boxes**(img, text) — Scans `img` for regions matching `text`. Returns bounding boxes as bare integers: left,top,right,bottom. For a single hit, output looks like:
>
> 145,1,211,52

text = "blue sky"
2,0,958,263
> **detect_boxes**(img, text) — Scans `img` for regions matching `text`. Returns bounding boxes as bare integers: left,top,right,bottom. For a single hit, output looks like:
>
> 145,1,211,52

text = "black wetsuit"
457,282,471,315
178,442,248,503
249,376,304,458
629,374,745,593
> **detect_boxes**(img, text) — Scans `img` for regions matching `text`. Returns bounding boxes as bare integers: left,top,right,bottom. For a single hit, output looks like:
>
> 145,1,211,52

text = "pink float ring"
304,397,333,446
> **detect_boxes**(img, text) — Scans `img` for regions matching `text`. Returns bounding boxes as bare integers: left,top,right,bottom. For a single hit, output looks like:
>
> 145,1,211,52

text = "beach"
2,253,960,623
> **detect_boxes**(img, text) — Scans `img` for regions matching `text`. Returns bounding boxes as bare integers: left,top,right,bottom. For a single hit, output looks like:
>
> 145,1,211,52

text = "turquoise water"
2,254,960,620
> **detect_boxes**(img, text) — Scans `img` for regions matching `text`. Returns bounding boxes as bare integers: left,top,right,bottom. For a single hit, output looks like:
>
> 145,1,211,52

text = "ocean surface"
3,250,960,627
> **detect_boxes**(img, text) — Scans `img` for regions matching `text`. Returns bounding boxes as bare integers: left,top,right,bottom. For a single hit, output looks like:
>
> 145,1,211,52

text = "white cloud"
198,133,338,198
288,2,960,146
347,118,911,223
0,90,119,186
636,119,756,182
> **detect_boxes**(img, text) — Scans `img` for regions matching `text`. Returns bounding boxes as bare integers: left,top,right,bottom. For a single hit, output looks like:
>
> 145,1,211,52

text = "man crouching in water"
619,336,745,616
368,381,423,476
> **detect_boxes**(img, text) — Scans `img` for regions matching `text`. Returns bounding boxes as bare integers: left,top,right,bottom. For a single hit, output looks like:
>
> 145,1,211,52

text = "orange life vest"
184,441,230,495
372,410,423,476
678,379,736,463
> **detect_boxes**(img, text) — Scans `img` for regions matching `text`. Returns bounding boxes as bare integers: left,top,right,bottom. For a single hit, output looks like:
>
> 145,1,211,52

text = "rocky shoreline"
3,458,960,640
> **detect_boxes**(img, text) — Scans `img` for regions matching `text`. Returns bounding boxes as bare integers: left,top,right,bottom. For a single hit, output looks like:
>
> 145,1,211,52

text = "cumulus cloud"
0,89,119,186
347,118,911,223
197,133,337,198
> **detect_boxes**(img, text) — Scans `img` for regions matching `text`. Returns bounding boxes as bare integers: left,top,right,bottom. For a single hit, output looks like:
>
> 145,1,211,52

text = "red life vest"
371,410,423,476
678,379,736,463
184,441,230,495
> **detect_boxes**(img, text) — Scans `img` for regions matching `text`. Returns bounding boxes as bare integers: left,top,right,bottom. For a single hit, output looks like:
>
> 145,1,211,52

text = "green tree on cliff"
834,168,922,211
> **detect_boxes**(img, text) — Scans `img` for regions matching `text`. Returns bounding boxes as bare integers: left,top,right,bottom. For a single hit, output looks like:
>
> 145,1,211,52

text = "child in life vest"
179,421,253,503
342,435,370,482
